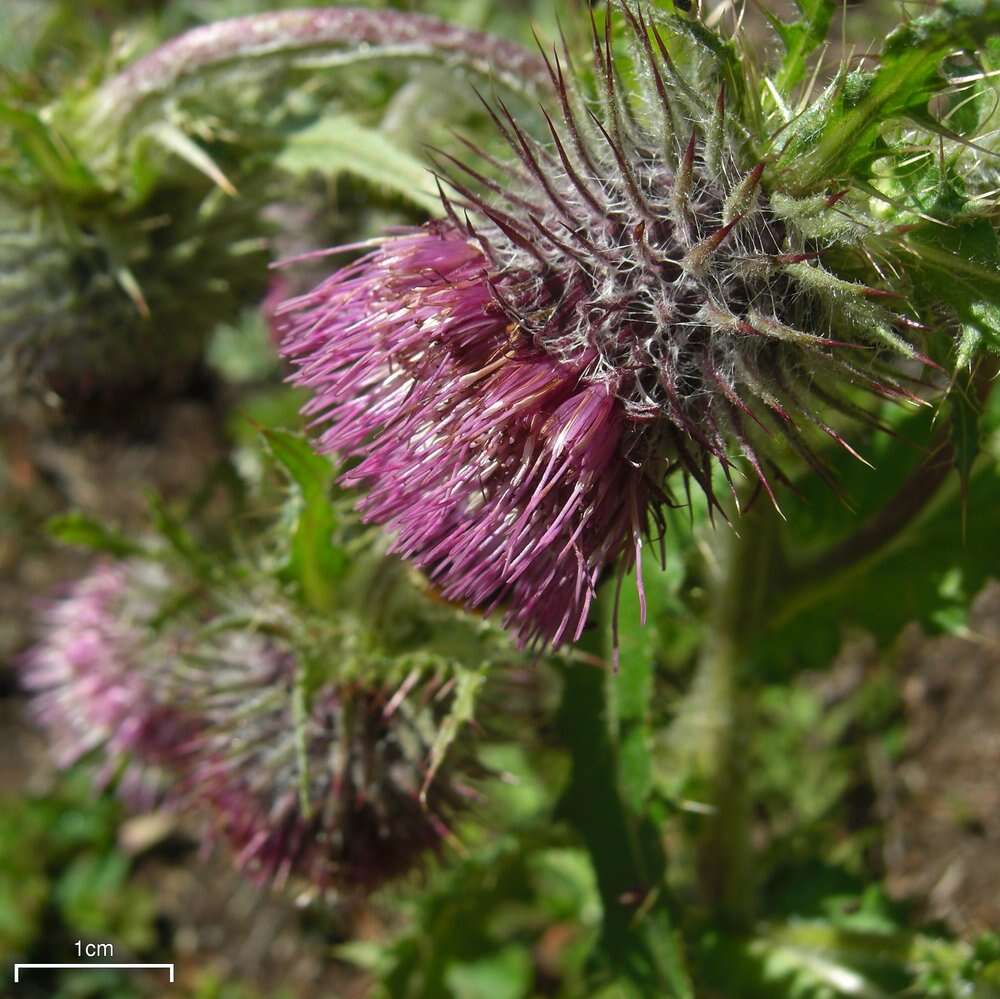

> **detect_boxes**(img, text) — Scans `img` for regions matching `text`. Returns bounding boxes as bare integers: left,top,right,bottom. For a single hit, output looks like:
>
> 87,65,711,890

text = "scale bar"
14,964,175,983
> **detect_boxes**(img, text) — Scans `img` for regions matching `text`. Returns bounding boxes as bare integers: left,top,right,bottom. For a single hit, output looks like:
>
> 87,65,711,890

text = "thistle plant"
10,1,1000,997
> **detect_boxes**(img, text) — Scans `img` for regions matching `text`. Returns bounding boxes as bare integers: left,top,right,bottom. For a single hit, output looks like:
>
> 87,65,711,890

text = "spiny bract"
279,2,935,652
174,629,468,892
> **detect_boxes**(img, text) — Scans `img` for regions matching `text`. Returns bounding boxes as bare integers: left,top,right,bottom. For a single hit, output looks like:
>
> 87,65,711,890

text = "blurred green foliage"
0,770,154,998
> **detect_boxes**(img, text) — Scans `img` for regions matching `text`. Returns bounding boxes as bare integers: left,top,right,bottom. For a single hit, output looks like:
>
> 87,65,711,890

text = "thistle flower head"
282,226,648,648
279,3,933,652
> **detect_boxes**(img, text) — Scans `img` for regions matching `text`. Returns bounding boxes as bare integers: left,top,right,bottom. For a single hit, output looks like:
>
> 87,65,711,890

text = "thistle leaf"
149,494,215,580
45,512,143,558
906,219,1000,302
422,665,485,803
766,0,836,97
262,428,347,611
958,302,1000,368
607,552,683,814
277,115,441,215
782,0,1000,188
905,218,1000,368
142,121,237,196
0,101,96,192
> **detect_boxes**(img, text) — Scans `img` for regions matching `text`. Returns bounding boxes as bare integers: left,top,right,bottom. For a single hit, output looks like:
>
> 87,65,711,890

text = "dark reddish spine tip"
825,189,849,208
913,350,945,373
774,251,823,264
706,214,743,251
817,338,870,350
682,129,697,171
894,315,932,332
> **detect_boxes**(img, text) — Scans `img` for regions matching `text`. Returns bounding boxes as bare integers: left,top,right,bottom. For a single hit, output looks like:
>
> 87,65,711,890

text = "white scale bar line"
14,964,175,983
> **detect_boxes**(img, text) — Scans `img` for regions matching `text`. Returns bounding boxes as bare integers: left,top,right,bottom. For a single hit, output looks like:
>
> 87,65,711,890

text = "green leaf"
378,831,590,998
0,100,97,192
277,114,441,215
142,121,237,195
905,218,1000,369
907,218,1000,300
444,945,533,999
696,921,935,998
781,0,1000,188
957,301,1000,368
608,551,682,813
149,494,214,579
424,665,485,802
45,512,142,558
768,0,836,97
262,428,346,611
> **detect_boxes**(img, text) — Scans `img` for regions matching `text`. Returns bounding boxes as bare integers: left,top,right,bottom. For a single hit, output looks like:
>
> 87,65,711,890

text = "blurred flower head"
176,629,469,892
22,558,478,894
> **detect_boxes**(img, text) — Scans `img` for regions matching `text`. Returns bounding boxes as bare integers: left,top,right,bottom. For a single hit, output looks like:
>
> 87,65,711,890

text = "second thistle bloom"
19,561,199,808
22,559,476,893
177,631,467,891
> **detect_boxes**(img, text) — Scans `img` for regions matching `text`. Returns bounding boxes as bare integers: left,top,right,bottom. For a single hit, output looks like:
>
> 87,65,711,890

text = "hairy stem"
693,503,779,929
557,623,693,997
80,8,551,136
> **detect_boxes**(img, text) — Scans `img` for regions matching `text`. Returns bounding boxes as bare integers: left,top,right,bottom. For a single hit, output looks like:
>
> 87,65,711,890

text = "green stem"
72,8,551,145
692,504,779,930
556,620,693,997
